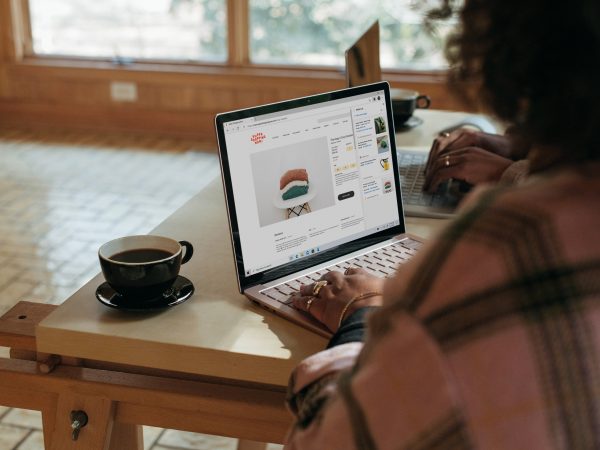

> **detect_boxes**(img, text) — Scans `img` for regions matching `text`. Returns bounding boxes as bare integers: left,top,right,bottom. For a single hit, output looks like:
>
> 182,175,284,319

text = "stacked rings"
312,280,328,297
305,280,328,313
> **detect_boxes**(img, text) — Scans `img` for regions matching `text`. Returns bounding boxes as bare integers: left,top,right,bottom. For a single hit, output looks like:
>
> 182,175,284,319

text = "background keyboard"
398,150,461,208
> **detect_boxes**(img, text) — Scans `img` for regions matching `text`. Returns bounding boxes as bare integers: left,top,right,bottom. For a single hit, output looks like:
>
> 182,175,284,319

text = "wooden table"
0,109,484,449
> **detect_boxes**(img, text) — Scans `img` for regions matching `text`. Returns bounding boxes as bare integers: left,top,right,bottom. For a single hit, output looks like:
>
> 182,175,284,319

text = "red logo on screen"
251,132,266,144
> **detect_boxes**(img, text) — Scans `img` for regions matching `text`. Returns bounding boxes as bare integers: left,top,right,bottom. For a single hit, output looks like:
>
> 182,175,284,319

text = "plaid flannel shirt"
285,161,600,449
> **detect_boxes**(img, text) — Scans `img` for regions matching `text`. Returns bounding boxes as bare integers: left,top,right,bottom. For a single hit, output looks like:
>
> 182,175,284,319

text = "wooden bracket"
48,393,129,450
0,301,57,351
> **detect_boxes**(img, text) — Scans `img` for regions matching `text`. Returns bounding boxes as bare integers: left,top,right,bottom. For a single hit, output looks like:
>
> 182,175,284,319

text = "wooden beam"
0,0,29,62
0,358,290,443
17,0,33,55
227,0,250,66
0,0,16,61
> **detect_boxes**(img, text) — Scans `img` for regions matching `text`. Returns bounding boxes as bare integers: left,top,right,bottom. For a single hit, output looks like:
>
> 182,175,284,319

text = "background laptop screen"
219,85,402,281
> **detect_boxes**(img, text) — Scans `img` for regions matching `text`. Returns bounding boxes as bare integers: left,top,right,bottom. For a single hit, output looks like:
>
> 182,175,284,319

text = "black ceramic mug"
390,88,431,126
98,235,193,301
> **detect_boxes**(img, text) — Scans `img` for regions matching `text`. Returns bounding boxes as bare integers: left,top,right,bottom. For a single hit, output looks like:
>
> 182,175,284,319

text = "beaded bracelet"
338,291,383,328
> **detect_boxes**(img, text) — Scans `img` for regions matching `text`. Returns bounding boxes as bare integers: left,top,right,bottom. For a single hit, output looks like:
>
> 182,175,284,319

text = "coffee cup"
390,88,431,126
98,235,193,301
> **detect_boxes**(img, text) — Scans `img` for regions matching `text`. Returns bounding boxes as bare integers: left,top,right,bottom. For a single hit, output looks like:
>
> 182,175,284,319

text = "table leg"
237,440,268,450
48,393,115,450
108,422,143,450
42,405,57,450
43,398,142,450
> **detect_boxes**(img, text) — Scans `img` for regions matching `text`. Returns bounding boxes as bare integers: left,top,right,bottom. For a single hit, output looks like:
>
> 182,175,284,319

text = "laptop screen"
216,82,405,289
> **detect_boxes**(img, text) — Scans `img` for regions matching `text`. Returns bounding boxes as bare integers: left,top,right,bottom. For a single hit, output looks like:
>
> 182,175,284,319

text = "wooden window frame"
0,0,461,139
8,0,448,83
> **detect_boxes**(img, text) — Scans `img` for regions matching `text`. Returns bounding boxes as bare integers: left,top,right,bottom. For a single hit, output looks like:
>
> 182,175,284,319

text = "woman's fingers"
424,147,513,191
290,269,385,333
344,266,369,276
425,129,481,176
298,283,315,297
319,271,345,289
424,149,469,190
425,165,468,192
292,293,316,313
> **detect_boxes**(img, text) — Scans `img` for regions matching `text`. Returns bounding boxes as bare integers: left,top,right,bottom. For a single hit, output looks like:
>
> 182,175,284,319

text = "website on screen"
223,90,400,276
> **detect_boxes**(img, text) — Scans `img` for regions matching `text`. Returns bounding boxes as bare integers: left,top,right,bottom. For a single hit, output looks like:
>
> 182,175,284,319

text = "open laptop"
215,82,425,337
345,22,496,218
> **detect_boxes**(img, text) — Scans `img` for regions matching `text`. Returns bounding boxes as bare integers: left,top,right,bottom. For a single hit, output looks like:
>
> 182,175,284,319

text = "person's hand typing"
423,129,513,192
290,268,384,333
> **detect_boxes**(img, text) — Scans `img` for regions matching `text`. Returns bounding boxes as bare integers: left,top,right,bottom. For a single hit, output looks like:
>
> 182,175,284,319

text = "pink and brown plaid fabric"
285,161,600,449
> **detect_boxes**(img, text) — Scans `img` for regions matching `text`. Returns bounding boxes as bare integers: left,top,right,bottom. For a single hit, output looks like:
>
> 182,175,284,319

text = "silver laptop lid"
345,21,381,87
215,82,406,292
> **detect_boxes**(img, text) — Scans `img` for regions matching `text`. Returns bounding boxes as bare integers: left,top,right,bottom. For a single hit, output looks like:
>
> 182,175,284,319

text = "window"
27,0,453,70
249,0,451,69
29,0,227,62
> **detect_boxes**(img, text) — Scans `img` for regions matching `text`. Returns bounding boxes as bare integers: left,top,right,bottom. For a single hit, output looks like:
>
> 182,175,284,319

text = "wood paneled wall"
0,0,465,142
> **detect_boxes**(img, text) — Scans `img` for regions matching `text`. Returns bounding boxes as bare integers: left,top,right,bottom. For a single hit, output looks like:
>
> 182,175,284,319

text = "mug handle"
380,160,385,168
179,240,194,264
416,95,431,109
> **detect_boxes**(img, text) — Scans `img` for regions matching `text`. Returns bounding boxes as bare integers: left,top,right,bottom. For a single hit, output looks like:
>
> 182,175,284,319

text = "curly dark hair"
429,0,600,164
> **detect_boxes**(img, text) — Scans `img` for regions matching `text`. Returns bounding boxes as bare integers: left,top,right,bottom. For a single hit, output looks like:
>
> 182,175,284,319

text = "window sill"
10,55,448,85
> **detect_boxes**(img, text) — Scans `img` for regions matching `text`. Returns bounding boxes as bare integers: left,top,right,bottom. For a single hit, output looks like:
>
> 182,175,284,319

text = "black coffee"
111,248,173,263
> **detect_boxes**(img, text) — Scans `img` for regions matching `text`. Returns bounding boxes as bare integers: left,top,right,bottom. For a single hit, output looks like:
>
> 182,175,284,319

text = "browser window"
223,90,400,276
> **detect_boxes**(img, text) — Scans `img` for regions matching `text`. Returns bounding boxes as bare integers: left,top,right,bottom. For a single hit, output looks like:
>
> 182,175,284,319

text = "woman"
286,0,600,448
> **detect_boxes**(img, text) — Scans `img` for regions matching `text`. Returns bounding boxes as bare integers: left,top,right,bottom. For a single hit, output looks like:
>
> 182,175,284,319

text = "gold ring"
306,297,315,312
344,267,353,275
312,280,328,297
445,155,450,167
441,132,450,138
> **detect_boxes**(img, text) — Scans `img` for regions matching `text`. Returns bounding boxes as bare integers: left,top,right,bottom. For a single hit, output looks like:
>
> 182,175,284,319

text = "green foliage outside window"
249,0,452,69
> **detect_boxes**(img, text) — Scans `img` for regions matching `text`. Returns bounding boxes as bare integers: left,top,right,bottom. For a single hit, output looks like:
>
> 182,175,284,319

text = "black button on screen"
338,191,355,201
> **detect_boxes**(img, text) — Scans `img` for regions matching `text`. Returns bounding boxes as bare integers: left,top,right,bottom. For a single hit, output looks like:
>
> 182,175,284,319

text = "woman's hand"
423,129,513,192
424,147,513,192
291,268,384,333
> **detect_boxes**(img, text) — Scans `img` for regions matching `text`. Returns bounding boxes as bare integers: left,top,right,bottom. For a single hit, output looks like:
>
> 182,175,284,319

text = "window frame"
13,0,447,85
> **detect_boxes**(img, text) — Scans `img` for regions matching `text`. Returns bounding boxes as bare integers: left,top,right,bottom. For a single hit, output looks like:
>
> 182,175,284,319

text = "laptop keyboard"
398,151,457,207
261,237,423,305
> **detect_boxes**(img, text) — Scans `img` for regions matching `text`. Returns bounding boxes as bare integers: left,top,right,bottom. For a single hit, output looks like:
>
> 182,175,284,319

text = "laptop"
345,22,496,218
215,82,425,337
345,20,381,88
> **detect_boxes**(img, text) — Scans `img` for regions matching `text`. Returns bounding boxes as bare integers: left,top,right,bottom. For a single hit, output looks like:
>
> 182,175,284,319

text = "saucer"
395,115,423,132
96,276,194,311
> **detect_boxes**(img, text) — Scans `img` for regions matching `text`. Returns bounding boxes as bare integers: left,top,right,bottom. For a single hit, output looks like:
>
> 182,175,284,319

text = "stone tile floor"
0,130,284,450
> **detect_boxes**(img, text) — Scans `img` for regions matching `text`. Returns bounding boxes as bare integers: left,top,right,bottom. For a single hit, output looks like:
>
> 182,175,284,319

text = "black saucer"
395,115,423,132
96,276,194,311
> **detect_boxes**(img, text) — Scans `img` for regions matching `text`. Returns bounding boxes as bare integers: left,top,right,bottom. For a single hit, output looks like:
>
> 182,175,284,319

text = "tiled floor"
0,131,283,450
